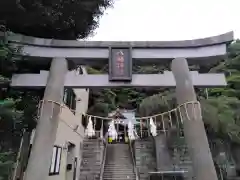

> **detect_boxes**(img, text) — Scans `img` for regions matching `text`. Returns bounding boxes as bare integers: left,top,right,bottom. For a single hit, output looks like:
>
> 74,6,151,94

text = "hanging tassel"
85,116,95,137
128,120,135,140
150,117,157,136
108,120,118,140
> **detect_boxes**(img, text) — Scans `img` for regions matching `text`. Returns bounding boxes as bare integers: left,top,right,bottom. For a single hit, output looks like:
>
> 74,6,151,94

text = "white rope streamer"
38,100,202,137
85,116,95,137
128,120,135,140
108,120,118,140
149,117,157,137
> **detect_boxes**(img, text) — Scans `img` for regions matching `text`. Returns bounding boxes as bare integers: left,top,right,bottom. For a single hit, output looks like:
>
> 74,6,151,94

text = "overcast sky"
89,0,239,41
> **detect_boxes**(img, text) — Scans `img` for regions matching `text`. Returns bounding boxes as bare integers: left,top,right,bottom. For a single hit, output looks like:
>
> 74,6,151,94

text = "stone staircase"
103,143,136,180
134,138,157,180
79,138,104,180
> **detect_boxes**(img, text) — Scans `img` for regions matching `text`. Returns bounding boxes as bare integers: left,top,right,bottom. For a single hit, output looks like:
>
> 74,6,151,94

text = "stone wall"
154,134,173,171
79,139,104,180
171,138,193,180
134,138,157,180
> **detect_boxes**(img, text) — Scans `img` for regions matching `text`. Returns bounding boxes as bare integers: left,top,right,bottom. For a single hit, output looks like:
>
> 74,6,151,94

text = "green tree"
0,1,114,179
209,40,240,98
0,34,42,180
0,0,113,39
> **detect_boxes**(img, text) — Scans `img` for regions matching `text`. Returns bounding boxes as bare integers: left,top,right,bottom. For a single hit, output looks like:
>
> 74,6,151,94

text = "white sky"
89,0,240,41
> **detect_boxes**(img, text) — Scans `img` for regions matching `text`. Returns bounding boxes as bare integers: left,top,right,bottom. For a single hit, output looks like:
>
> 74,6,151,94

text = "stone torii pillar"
171,58,218,180
24,58,68,180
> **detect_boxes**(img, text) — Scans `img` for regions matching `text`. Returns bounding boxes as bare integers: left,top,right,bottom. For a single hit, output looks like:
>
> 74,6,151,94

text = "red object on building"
116,51,124,75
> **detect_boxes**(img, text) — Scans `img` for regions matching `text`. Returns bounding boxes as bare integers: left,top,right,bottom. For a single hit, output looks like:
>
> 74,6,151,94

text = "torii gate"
4,31,234,180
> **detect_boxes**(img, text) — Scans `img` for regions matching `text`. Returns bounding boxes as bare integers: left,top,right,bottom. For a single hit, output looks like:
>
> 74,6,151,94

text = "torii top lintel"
3,31,234,65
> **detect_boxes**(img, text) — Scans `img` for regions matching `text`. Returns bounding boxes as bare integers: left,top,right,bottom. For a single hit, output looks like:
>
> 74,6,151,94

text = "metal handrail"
99,133,108,180
129,141,140,180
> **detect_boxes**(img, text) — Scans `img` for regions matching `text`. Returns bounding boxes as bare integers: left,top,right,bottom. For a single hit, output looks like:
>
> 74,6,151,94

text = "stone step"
106,156,130,158
82,154,102,158
80,171,101,175
79,177,100,180
104,175,135,179
82,151,102,154
106,158,130,160
83,145,102,148
83,141,102,144
135,149,154,151
80,162,102,166
104,168,134,171
81,158,102,161
103,175,135,178
81,158,102,162
83,143,102,146
105,164,132,166
103,171,135,174
104,166,133,169
105,160,132,163
106,153,130,156
80,167,101,171
135,152,154,155
104,169,134,172
103,175,136,180
83,148,102,151
83,146,102,148
82,158,102,162
106,159,132,161
135,148,154,150
81,156,101,160
103,178,135,180
80,175,100,180
83,142,103,144
80,164,102,167
83,143,104,148
105,163,132,166
105,163,133,166
107,155,129,159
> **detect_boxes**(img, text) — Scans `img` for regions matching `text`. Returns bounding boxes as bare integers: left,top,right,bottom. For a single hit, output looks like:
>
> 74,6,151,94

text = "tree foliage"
0,1,113,179
0,35,42,180
0,151,15,180
0,0,113,39
136,41,240,143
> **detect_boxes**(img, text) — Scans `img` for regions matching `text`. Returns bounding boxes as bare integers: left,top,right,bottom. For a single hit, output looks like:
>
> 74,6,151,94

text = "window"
63,89,76,114
49,146,62,175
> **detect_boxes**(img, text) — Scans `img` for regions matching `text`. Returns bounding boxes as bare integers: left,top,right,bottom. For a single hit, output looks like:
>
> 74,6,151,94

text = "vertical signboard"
109,47,132,81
